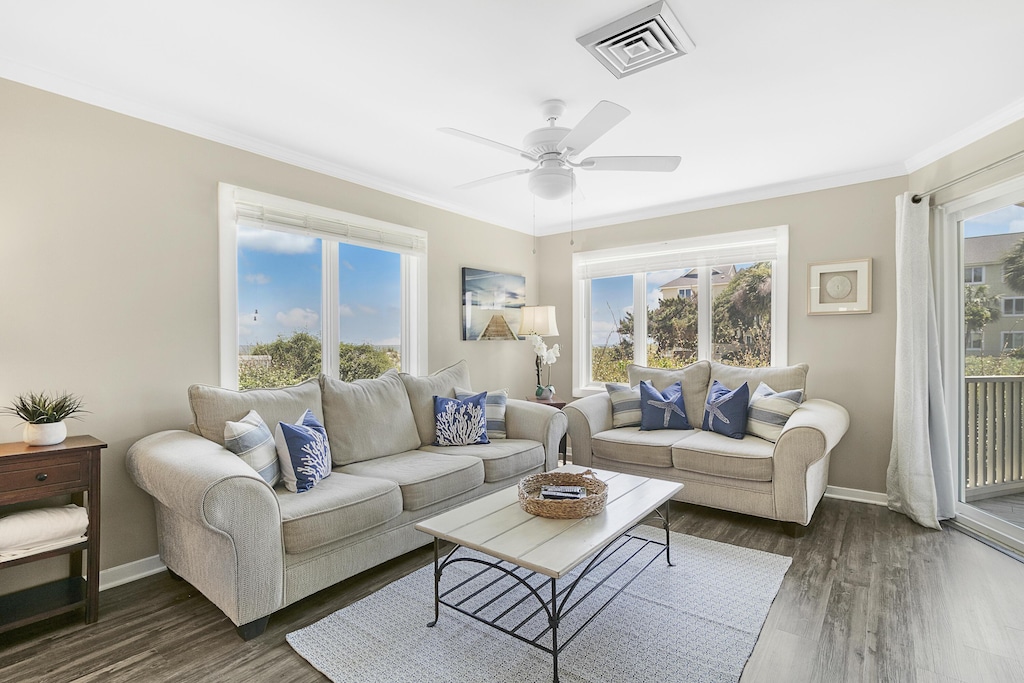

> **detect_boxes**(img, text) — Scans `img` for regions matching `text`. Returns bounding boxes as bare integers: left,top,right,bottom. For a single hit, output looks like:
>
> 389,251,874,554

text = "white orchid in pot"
527,333,560,400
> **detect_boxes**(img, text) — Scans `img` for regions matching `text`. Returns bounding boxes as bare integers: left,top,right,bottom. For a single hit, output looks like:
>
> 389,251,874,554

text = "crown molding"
904,95,1024,173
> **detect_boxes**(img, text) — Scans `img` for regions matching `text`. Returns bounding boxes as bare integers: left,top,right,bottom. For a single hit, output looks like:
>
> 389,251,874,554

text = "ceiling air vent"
577,1,695,79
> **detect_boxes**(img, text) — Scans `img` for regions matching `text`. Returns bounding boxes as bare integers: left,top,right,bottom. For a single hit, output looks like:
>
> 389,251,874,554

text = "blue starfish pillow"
434,391,489,446
639,381,691,431
702,380,750,439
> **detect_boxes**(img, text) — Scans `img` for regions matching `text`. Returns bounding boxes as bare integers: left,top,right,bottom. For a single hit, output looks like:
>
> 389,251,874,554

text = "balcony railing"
965,376,1024,498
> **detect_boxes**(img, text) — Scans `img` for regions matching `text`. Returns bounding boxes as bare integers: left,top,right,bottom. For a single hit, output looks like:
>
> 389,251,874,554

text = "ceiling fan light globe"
528,166,573,200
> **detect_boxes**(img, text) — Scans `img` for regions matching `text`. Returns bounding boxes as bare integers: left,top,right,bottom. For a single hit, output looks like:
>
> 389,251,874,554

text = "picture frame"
461,267,526,340
807,258,872,315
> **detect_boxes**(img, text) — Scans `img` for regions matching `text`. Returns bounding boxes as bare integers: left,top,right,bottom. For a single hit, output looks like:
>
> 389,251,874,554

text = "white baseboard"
824,485,888,506
99,554,165,591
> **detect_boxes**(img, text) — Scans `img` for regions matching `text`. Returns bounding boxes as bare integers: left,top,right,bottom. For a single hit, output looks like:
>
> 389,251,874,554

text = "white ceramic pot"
23,421,67,446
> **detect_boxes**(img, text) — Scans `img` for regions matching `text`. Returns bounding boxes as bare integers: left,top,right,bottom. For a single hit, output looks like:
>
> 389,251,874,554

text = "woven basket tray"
518,470,608,519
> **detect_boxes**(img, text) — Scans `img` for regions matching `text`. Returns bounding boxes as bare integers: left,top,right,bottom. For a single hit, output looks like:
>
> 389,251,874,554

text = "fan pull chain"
532,195,537,255
570,170,575,247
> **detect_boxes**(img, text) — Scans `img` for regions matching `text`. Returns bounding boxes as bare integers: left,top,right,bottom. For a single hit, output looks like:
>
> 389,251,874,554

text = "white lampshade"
518,305,559,336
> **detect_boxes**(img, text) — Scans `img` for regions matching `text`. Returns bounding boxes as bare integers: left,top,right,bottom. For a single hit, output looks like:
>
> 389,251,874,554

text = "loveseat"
565,361,849,533
126,361,566,639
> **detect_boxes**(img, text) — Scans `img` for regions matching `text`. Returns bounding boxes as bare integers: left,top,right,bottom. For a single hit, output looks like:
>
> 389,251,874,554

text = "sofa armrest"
563,393,614,468
772,399,850,524
126,430,286,625
505,399,567,470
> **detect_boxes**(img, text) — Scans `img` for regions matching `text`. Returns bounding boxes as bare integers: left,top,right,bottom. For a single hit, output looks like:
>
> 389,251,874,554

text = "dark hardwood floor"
1,498,1022,682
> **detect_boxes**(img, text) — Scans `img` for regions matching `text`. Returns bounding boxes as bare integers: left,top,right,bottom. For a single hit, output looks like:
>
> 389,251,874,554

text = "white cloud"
591,320,621,346
276,307,319,329
342,260,355,270
339,304,355,317
238,227,318,254
376,336,401,346
357,304,377,315
244,273,271,285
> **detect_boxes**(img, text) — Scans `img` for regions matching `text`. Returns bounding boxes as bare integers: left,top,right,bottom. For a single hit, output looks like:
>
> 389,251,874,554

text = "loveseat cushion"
421,439,544,483
339,450,484,511
709,361,808,395
400,361,473,446
592,427,695,468
189,378,323,446
321,370,421,466
277,473,402,554
671,431,775,481
628,361,711,432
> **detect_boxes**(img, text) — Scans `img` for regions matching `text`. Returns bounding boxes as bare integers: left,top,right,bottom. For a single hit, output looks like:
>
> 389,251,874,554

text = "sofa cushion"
628,361,711,431
223,410,280,486
421,439,544,483
189,378,323,446
456,387,507,439
339,450,484,511
277,473,402,554
592,427,695,468
639,381,691,431
747,382,804,443
401,361,473,446
434,393,489,446
321,370,421,466
275,410,333,493
709,361,808,395
606,383,642,428
702,380,750,439
671,431,775,481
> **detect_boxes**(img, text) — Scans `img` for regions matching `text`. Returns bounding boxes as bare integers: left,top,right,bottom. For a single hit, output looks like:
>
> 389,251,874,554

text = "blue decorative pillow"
434,392,489,446
639,381,691,431
274,410,332,493
456,387,507,439
702,380,750,439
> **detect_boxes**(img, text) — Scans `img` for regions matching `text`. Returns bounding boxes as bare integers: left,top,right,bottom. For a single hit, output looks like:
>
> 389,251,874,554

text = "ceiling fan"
440,99,681,201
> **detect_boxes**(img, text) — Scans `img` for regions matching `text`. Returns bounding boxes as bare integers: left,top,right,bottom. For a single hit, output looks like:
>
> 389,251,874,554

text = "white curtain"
887,192,956,529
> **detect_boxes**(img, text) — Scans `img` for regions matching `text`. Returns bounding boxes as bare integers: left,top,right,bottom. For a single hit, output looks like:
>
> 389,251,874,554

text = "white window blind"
232,191,426,256
573,226,785,280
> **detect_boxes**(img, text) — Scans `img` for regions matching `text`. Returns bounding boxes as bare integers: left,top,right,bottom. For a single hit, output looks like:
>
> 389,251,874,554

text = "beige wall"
537,177,909,494
0,78,539,591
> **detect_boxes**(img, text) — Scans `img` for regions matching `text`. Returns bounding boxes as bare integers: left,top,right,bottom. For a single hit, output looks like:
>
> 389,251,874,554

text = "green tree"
238,332,400,389
712,262,772,367
1002,238,1024,294
338,343,400,381
648,295,698,361
963,284,1000,349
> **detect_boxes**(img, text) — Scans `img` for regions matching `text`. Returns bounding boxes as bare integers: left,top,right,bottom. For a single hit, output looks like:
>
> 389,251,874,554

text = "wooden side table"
529,396,568,465
0,435,106,633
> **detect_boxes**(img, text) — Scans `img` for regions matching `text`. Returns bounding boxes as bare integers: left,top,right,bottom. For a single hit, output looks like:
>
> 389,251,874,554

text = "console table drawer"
0,453,89,499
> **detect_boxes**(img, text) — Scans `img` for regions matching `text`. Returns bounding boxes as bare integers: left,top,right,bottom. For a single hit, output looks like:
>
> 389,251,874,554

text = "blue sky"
590,269,694,347
237,227,400,348
964,204,1024,238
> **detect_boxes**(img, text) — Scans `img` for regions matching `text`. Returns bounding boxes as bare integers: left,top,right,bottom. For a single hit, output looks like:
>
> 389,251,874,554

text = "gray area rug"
287,528,791,683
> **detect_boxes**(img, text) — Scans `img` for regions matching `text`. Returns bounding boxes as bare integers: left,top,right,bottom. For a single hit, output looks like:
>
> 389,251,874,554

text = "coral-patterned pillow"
433,392,489,446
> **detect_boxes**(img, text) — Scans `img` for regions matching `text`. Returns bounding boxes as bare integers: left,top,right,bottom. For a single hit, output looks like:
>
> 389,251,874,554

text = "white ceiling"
3,0,1024,234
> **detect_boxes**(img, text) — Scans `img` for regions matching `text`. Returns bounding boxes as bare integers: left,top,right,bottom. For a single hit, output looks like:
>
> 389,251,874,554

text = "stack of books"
539,485,587,501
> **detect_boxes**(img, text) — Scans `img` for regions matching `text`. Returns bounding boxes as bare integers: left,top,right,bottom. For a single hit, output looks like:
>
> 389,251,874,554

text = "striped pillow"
224,410,281,486
456,387,508,439
746,382,803,443
606,383,642,428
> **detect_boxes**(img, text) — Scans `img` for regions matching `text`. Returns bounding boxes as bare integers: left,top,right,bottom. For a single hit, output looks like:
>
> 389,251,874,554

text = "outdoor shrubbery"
238,332,400,389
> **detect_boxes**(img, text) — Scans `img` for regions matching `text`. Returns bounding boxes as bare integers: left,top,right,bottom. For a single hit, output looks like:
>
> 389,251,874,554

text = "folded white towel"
0,504,89,553
0,534,88,562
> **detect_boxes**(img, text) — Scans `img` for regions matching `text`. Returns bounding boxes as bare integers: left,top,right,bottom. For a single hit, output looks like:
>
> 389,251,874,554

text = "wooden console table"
0,435,106,633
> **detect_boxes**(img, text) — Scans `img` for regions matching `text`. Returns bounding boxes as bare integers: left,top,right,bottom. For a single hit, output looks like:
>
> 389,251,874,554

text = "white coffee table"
415,465,683,683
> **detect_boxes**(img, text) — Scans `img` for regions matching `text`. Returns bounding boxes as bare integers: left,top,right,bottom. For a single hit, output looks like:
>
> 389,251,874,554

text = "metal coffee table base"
426,503,673,683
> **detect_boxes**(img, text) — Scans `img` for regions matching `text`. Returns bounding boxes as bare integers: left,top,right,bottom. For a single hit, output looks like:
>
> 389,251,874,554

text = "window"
572,226,788,394
1002,331,1024,350
1004,297,1024,316
967,331,983,351
219,184,427,389
964,266,985,284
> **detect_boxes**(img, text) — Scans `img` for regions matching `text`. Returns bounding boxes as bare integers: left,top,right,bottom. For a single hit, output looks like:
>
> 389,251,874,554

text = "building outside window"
1002,331,1024,351
1003,297,1024,316
964,266,985,284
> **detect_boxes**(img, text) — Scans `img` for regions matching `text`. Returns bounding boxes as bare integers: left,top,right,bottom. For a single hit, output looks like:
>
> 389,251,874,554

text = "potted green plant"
2,391,87,446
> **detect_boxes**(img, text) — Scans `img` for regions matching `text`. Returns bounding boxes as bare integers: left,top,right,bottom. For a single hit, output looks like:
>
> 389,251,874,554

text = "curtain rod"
911,148,1024,204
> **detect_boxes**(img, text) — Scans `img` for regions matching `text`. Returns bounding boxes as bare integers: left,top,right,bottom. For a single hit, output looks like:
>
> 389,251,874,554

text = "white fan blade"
456,168,531,190
557,101,630,156
439,128,537,161
580,156,681,172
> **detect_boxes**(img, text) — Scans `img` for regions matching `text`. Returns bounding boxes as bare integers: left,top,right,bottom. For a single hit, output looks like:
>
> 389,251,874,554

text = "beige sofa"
565,361,849,533
126,361,566,639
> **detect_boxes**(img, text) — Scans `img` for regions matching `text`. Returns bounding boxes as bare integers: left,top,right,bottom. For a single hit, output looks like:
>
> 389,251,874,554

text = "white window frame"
966,331,983,351
218,183,427,389
1003,296,1024,316
1002,331,1024,350
571,226,789,396
964,265,985,284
